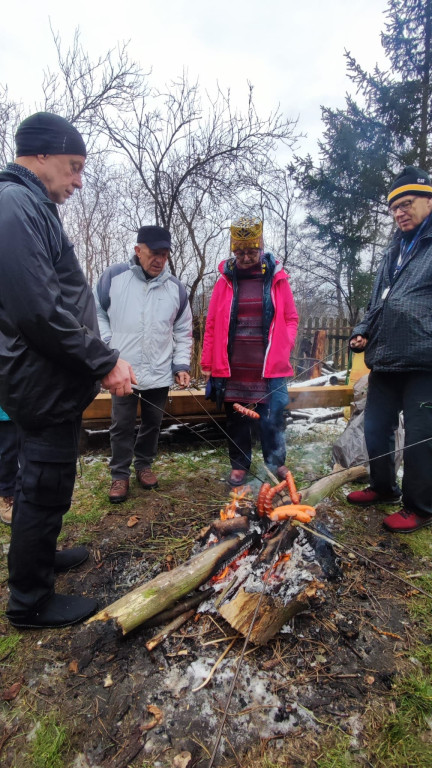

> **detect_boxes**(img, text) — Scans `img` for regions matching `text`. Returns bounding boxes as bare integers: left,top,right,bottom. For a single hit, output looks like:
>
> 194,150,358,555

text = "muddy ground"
0,421,425,767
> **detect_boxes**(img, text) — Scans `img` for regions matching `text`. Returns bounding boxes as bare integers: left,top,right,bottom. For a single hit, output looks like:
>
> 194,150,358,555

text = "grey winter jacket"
94,259,192,389
0,164,119,429
352,213,432,371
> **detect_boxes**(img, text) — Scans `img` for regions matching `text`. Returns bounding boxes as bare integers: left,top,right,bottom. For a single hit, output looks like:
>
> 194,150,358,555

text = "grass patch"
0,632,21,660
314,735,357,768
61,459,112,541
399,527,432,560
366,670,432,767
403,571,432,634
28,712,69,768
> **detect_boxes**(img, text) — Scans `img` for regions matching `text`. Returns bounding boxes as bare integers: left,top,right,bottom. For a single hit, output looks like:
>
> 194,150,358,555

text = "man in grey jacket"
95,226,192,501
347,166,432,533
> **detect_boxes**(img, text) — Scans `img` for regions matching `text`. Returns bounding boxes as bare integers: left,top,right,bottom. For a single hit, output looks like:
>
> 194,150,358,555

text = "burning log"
88,465,365,642
218,582,321,645
199,516,250,543
257,524,298,565
300,464,368,506
87,536,251,635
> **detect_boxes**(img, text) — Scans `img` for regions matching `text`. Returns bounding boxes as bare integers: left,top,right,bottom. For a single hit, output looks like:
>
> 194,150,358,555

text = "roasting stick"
192,635,240,692
132,385,268,485
206,521,290,768
296,522,432,601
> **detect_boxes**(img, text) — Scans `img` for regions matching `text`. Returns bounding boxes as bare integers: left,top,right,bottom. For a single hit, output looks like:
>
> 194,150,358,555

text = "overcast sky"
1,0,389,156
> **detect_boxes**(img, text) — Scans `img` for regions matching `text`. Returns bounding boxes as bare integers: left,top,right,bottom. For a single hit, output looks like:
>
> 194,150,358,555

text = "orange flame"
210,549,250,583
211,565,231,584
219,487,250,520
264,552,292,581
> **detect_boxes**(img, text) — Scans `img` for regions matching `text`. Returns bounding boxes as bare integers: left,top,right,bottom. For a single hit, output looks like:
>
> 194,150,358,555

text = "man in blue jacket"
95,226,192,502
0,112,136,628
347,166,432,533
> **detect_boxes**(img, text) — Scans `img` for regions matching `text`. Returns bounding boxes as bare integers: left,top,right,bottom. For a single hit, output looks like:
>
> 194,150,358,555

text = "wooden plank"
288,385,353,409
82,385,354,427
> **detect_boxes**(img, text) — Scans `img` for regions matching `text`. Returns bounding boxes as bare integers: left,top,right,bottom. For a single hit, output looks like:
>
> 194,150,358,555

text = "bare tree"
0,86,22,166
3,30,301,307
95,75,299,290
41,26,146,149
61,155,132,286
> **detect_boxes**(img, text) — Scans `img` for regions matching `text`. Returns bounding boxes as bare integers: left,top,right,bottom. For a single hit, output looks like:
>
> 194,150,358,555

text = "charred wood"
142,588,214,629
145,609,196,652
256,524,298,565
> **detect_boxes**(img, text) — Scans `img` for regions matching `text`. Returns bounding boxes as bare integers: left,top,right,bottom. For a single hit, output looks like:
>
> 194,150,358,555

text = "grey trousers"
109,388,169,479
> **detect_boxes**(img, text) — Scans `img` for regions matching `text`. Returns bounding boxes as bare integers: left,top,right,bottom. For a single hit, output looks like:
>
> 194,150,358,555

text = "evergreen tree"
294,0,432,322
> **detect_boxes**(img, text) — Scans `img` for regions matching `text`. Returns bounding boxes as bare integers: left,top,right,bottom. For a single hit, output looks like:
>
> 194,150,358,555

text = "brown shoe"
276,465,289,480
0,495,13,525
136,468,158,490
109,478,129,503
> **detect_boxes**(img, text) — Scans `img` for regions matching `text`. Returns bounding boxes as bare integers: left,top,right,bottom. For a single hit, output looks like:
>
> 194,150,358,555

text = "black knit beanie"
15,112,87,158
388,166,432,205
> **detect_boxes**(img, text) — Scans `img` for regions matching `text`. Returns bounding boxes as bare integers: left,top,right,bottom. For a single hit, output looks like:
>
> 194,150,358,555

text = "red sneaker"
383,508,432,533
346,486,401,506
228,469,247,487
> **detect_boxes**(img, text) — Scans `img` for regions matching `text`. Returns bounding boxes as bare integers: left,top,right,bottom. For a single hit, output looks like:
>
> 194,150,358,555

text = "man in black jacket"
0,112,136,628
347,166,432,533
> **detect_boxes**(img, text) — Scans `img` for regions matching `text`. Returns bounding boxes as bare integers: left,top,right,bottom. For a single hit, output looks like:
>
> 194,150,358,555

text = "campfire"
193,477,326,645
87,465,366,646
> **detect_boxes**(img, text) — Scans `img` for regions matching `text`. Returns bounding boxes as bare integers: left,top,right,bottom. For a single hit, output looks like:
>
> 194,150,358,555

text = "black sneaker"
54,547,89,573
7,594,98,629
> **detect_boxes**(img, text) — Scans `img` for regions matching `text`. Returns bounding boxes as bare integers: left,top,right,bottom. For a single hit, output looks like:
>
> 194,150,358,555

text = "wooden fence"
190,314,353,381
294,316,352,374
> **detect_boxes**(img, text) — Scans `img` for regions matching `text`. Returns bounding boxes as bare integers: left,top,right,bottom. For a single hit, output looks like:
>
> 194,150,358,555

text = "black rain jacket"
351,213,432,372
0,165,118,429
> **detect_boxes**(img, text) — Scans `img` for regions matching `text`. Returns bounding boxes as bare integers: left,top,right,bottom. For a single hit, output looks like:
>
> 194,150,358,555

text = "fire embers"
194,474,339,646
264,552,292,582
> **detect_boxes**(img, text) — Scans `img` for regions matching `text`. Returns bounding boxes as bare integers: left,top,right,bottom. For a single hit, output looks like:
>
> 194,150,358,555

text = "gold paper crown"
230,217,263,251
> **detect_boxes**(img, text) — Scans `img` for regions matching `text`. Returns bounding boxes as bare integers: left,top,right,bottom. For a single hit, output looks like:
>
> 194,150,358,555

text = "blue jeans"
225,377,289,471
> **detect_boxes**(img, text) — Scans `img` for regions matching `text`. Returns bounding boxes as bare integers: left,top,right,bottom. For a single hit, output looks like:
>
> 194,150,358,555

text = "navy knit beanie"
15,112,87,158
388,166,432,205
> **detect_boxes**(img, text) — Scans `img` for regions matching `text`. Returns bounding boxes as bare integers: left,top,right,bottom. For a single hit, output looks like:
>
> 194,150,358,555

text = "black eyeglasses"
389,198,417,215
234,249,259,258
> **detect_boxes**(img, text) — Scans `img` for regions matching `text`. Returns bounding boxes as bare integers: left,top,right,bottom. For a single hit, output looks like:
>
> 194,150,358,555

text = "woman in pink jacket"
201,218,298,486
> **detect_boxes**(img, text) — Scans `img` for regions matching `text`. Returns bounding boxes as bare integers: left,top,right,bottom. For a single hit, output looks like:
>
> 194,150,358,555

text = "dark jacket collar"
0,162,50,199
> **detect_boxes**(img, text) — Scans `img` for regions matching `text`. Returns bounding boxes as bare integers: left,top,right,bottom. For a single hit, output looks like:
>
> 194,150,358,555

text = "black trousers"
364,371,432,516
0,420,19,496
7,418,80,616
